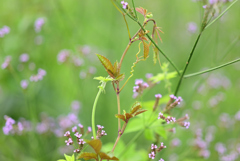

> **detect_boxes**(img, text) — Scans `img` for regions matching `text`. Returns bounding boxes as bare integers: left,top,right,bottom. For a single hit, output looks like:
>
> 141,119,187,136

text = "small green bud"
146,14,153,18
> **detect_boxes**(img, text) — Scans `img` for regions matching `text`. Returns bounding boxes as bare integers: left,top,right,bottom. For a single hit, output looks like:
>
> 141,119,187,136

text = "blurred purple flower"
0,26,10,37
34,18,45,33
1,56,11,69
19,53,29,63
171,138,181,147
20,80,29,89
187,22,197,34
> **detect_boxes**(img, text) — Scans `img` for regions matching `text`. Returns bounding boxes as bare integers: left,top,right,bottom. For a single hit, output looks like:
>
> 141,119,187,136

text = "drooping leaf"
78,152,98,160
86,139,102,154
142,40,149,60
124,118,143,134
99,152,119,160
130,102,141,115
153,46,158,64
96,54,114,77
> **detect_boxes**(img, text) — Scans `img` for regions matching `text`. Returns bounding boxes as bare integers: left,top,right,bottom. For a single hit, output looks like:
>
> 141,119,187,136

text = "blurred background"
0,0,240,160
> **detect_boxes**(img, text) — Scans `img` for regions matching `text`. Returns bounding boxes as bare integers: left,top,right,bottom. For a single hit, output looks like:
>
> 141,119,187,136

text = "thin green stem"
174,33,202,96
131,0,138,20
205,0,239,29
91,88,102,139
184,58,240,78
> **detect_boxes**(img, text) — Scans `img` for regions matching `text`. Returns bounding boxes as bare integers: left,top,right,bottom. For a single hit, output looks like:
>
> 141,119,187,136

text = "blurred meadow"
1,0,240,161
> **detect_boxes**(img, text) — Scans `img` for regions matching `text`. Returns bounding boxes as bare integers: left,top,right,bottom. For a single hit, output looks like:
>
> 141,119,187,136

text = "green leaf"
150,71,178,83
96,54,114,77
142,40,149,59
154,126,167,140
86,139,102,154
144,128,155,141
57,160,66,161
64,154,74,161
94,76,114,83
124,118,143,134
78,152,98,160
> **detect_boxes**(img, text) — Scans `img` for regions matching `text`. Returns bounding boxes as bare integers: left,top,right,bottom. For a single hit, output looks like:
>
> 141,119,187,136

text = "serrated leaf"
144,128,155,141
142,40,149,60
78,152,98,160
86,139,102,154
99,152,119,160
154,126,167,140
96,54,114,77
124,118,143,134
130,102,141,115
134,109,147,116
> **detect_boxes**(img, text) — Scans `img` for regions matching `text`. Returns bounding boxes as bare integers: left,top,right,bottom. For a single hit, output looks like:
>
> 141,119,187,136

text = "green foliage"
57,154,75,161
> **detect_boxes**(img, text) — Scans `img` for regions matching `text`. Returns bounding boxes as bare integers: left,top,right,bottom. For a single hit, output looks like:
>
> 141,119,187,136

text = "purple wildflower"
121,1,128,9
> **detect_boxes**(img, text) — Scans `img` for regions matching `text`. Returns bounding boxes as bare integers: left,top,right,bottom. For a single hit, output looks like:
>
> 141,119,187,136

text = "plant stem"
174,32,202,96
184,58,240,78
111,122,128,153
205,0,239,30
117,83,121,131
131,0,138,20
118,41,132,72
91,87,103,139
